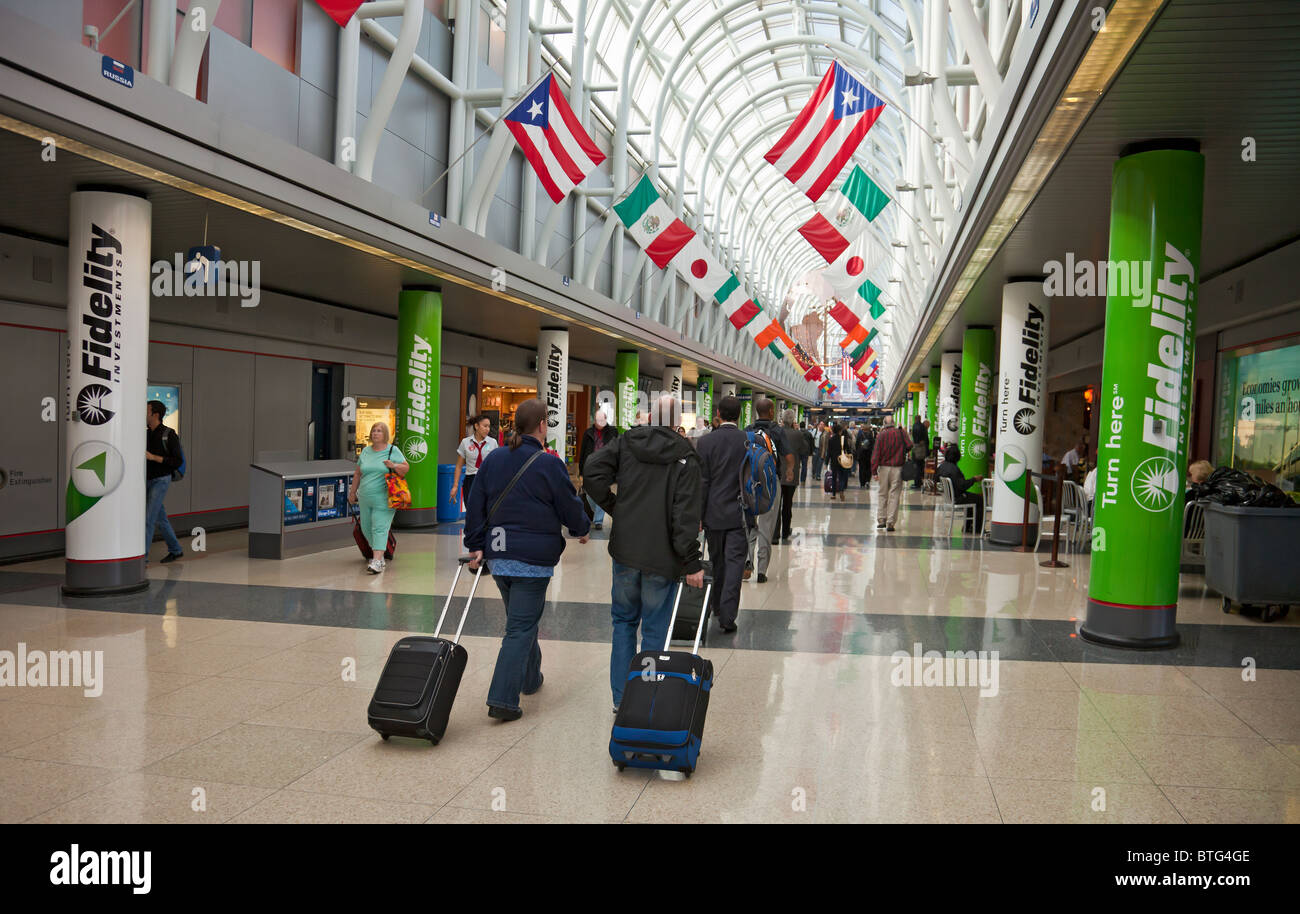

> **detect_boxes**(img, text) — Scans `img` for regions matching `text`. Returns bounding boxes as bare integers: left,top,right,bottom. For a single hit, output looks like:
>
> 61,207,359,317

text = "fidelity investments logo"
66,441,125,524
1132,456,1179,512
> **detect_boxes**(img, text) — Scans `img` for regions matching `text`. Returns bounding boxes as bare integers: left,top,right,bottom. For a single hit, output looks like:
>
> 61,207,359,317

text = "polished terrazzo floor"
1,479,1297,823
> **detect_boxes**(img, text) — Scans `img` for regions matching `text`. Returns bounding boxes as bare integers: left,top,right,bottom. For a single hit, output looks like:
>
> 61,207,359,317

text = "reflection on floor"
1,481,1297,823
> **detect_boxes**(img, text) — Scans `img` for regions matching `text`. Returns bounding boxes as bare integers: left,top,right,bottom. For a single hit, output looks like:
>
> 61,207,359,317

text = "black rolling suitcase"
610,573,714,776
367,555,483,744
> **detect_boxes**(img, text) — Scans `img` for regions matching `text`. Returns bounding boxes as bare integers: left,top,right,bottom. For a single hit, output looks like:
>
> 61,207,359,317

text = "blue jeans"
609,562,675,706
586,493,605,525
145,476,182,557
486,575,550,712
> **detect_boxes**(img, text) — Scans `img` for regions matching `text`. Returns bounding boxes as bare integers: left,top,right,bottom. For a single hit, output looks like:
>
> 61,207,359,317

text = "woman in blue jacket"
465,399,591,721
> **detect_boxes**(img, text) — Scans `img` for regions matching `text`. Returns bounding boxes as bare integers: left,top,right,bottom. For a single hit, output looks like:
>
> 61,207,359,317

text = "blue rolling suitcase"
610,575,714,776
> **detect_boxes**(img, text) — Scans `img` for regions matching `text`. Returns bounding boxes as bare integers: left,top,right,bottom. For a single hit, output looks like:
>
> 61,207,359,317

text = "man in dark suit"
695,395,748,633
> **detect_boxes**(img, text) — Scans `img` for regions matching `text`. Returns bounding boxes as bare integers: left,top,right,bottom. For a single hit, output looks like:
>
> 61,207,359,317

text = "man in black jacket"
696,395,747,633
745,397,789,579
577,406,618,529
856,424,875,487
145,400,184,564
584,395,704,711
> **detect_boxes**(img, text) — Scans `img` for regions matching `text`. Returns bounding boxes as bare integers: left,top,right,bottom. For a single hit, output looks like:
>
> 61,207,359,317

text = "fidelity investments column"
958,328,995,480
395,288,441,528
939,352,961,446
64,189,152,596
537,328,570,458
1082,143,1204,649
615,350,639,431
697,374,713,425
990,281,1049,546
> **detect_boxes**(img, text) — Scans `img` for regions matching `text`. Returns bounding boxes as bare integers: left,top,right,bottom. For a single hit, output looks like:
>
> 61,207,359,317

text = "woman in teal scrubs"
348,422,408,574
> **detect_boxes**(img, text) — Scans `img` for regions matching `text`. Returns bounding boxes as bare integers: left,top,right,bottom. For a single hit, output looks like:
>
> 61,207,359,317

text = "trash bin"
436,464,461,523
1204,502,1300,621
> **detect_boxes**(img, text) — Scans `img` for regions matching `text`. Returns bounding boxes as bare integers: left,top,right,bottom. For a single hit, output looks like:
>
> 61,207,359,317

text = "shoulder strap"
484,449,545,528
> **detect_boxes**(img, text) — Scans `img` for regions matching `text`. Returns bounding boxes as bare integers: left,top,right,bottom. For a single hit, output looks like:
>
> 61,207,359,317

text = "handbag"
837,434,853,469
902,460,919,482
384,445,412,509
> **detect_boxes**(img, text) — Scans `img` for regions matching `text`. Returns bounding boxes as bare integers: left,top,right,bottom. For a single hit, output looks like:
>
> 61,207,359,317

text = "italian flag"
797,165,891,263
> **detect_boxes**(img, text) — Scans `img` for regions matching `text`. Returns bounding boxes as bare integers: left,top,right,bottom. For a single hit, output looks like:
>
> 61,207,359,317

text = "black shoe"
719,621,738,633
877,523,885,530
487,705,523,721
756,573,768,584
522,673,544,695
160,552,183,564
887,525,895,532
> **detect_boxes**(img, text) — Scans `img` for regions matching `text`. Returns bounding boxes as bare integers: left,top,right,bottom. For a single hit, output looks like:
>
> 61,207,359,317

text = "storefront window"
1215,337,1300,490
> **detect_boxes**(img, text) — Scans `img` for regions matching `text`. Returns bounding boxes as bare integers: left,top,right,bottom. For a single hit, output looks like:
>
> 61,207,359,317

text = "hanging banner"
615,350,639,431
739,387,754,428
990,281,1049,545
720,381,737,401
959,328,995,479
939,351,962,446
395,288,442,527
1083,145,1204,649
63,190,152,595
537,328,570,460
697,374,713,426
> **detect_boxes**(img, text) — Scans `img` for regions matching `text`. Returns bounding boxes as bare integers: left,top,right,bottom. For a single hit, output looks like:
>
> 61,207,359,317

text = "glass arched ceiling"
535,0,927,328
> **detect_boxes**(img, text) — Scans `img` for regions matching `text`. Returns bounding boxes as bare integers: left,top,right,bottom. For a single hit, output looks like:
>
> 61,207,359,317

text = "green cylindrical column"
1083,143,1205,649
958,327,995,478
697,374,713,426
395,288,442,528
739,387,753,427
928,366,940,433
615,350,639,431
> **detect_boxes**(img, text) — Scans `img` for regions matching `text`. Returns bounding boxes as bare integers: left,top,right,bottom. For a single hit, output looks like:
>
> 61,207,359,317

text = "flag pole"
546,165,649,271
420,61,560,204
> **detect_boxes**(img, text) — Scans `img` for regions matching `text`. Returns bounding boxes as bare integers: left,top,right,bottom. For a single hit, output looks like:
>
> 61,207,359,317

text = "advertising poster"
283,479,317,526
1219,340,1300,489
315,475,350,520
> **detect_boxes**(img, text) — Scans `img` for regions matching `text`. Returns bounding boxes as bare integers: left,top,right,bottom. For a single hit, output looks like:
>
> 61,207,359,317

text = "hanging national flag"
764,62,887,201
613,175,696,268
797,166,891,262
675,235,729,301
505,74,606,203
315,1,365,27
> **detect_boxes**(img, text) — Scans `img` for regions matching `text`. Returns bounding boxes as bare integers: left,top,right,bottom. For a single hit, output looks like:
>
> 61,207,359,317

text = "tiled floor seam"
13,760,126,823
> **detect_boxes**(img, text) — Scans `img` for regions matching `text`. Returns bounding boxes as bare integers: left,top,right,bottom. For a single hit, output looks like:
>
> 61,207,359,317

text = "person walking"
144,400,185,565
583,394,704,712
348,421,409,574
826,421,853,501
870,414,912,531
811,420,826,483
577,406,618,530
799,422,813,483
910,416,929,490
779,409,808,542
856,423,875,488
696,395,748,633
465,399,591,721
450,414,497,513
743,397,788,579
937,443,984,533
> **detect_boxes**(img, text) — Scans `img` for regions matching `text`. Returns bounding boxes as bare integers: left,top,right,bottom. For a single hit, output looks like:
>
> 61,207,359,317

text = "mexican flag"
797,166,891,263
613,175,696,270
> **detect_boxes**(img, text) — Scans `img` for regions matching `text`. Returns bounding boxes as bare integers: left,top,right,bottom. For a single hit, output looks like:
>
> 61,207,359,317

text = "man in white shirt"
450,414,497,510
1061,441,1086,474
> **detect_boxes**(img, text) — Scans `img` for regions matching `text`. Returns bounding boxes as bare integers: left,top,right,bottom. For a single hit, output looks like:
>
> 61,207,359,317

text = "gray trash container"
1203,502,1300,620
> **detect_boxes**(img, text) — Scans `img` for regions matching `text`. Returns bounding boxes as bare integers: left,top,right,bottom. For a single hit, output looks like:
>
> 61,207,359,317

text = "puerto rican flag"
764,61,887,201
505,75,605,203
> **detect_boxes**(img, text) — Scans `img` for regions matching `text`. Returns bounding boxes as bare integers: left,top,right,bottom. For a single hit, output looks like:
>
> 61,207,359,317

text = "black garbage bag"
1195,467,1297,508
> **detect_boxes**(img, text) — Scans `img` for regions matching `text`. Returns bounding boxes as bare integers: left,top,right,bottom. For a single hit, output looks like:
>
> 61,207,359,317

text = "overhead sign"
101,56,134,88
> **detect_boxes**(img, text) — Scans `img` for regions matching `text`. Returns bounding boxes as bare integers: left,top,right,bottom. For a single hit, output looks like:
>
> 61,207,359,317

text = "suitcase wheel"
380,733,391,742
614,762,626,772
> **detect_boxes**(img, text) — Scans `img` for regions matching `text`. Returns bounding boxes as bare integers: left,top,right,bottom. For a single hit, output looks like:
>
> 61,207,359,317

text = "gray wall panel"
0,324,60,536
253,354,311,462
0,0,79,40
207,31,301,148
438,365,462,463
298,0,339,93
192,347,254,511
297,79,336,163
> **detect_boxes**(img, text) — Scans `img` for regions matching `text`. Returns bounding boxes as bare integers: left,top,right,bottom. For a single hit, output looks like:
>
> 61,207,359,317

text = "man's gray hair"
883,415,895,427
782,408,797,427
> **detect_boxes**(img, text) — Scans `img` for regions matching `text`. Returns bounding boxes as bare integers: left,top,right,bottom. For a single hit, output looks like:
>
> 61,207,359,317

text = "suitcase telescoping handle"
662,571,714,654
432,555,484,645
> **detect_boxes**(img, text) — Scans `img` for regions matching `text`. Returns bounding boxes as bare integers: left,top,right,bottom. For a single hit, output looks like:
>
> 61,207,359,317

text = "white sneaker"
366,558,381,574
375,557,386,573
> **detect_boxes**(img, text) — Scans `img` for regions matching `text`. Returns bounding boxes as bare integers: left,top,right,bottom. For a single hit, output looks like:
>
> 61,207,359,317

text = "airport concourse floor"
1,480,1298,824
